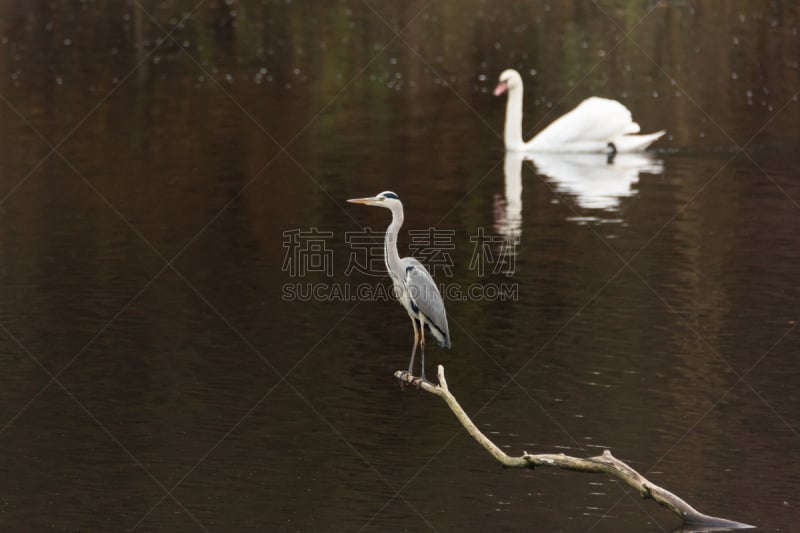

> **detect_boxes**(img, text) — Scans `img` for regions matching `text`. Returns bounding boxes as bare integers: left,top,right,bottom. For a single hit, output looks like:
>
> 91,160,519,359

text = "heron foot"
397,370,411,391
395,370,432,390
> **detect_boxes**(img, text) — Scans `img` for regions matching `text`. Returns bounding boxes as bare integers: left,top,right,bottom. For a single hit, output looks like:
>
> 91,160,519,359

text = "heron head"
347,191,401,209
494,69,522,96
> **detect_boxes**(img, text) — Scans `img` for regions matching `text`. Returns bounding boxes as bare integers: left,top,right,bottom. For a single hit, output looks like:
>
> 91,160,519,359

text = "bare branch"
395,366,753,530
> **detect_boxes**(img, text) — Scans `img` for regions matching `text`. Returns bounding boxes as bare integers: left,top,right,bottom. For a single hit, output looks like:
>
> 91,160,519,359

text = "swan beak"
493,81,508,96
347,196,380,205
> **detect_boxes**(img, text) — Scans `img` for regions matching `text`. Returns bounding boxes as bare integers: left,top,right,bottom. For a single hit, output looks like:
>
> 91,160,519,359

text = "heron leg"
419,315,427,382
408,316,420,376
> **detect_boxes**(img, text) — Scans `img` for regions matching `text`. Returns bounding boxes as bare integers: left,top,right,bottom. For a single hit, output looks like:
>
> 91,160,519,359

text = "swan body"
494,69,665,153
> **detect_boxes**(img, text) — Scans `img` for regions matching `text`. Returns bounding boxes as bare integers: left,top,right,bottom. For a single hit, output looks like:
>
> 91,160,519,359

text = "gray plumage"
402,259,450,348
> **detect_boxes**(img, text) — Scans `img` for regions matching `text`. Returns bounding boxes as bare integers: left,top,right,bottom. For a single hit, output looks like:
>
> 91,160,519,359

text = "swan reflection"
494,151,524,240
494,151,665,239
490,152,524,276
529,152,663,211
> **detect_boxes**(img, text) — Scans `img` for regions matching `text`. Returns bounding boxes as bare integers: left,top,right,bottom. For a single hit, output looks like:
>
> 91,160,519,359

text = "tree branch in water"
395,366,752,530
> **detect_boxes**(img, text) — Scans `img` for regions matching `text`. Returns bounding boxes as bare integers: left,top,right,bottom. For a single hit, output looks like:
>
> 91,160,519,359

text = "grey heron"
347,191,451,381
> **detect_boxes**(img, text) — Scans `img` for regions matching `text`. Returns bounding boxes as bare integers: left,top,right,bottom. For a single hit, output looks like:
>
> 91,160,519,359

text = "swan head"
347,191,402,210
494,69,522,96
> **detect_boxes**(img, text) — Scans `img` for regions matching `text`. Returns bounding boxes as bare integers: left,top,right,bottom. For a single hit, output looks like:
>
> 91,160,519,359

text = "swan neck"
504,84,527,151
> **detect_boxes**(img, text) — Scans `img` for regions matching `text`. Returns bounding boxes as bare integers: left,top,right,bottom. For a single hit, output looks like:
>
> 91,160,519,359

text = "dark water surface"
1,1,799,531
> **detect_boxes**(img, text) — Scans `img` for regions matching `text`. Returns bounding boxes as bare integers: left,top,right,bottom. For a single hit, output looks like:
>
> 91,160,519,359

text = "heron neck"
384,205,404,278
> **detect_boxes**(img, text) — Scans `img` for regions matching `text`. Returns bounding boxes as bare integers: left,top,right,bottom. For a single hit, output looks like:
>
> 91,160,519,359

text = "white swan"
494,69,665,153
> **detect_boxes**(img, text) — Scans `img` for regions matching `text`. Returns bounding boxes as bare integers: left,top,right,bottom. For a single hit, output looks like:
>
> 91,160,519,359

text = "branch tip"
436,365,448,391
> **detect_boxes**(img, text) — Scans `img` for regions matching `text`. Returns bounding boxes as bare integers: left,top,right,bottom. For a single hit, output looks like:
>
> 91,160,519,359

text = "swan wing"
530,97,643,151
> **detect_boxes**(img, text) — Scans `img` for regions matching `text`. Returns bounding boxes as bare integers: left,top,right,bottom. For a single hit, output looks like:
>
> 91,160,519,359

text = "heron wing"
401,258,451,348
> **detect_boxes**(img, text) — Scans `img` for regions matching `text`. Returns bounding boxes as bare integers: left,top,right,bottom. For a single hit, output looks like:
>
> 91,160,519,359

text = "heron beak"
493,81,508,96
347,196,379,205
